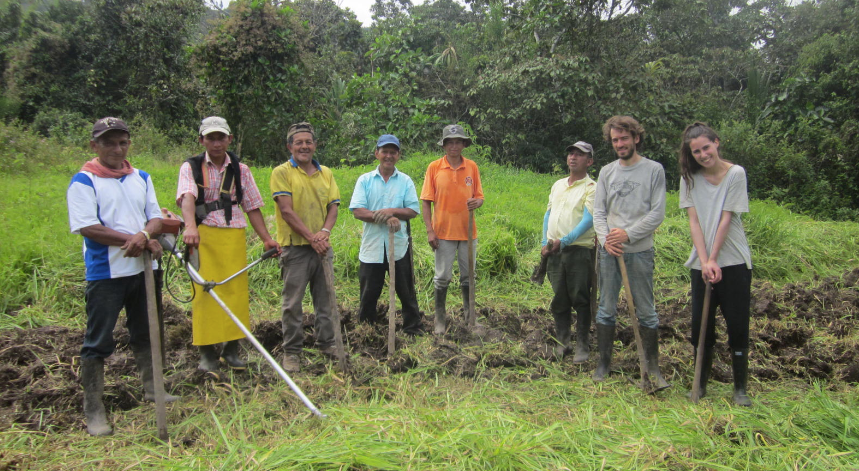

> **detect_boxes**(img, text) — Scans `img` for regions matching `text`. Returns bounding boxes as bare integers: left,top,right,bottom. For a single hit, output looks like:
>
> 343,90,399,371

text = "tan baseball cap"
199,116,231,136
565,141,594,155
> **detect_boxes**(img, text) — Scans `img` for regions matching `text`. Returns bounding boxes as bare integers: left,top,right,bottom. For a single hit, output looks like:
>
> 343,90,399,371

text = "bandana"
81,158,134,178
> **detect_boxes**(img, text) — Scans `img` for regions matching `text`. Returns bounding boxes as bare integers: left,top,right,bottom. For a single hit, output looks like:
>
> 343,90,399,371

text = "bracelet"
321,228,331,234
140,230,151,241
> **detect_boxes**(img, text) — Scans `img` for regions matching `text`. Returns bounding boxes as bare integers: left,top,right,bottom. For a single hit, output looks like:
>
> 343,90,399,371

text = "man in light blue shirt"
350,135,424,335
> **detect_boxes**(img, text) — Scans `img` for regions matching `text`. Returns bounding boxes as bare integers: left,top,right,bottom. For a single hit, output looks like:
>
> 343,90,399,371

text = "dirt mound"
1,268,858,433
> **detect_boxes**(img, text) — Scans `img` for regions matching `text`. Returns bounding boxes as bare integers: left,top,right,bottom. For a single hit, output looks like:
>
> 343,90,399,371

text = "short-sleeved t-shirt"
546,175,596,247
679,164,752,270
271,157,340,246
175,153,265,229
419,156,484,241
67,169,162,281
349,167,420,264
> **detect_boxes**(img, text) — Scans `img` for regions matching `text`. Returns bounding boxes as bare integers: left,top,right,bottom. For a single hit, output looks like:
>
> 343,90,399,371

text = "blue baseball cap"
376,134,400,149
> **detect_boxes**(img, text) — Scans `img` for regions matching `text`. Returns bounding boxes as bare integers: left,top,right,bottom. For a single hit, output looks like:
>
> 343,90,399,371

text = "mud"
1,268,857,433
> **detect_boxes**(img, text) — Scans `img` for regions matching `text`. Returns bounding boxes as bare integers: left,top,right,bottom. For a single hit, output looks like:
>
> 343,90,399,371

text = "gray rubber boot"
433,287,448,335
572,312,591,364
81,357,112,436
592,323,615,381
688,345,714,400
221,340,248,369
732,349,753,407
132,346,179,403
553,313,572,360
198,344,220,373
640,326,671,392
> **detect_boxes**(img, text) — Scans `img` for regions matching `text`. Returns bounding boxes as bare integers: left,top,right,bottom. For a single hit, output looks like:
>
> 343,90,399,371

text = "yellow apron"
192,225,249,345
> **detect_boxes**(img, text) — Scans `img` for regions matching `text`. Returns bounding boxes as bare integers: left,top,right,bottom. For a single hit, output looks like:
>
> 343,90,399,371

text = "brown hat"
287,122,316,141
92,117,129,139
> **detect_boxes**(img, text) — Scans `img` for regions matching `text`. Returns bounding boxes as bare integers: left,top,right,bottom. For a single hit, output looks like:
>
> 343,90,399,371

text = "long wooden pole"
387,230,397,357
143,251,168,441
617,255,653,394
691,281,713,403
466,209,476,327
321,249,347,369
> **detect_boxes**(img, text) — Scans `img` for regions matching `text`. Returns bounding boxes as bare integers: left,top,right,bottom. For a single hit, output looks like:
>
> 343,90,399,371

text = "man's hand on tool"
541,239,560,257
373,209,393,224
605,228,628,257
387,217,401,233
183,226,200,248
466,198,483,211
122,231,149,257
146,239,163,259
263,238,281,256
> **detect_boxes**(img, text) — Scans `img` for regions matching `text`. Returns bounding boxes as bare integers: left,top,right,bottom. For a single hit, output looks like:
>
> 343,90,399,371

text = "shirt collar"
440,155,468,169
371,165,399,179
289,156,322,171
204,152,232,169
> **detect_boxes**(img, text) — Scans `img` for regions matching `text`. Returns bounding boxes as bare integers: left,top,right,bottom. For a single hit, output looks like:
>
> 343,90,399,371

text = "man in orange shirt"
420,124,484,335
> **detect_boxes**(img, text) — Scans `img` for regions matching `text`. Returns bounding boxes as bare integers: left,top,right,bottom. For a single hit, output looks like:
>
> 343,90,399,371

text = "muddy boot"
592,323,615,381
688,345,714,400
461,285,472,322
553,313,572,360
572,312,591,364
732,349,753,407
433,287,448,335
221,340,248,369
640,326,671,392
281,353,301,373
197,344,220,373
132,347,179,403
81,357,112,436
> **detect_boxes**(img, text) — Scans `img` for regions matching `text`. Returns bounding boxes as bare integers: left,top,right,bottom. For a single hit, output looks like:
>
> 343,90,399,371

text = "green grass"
2,124,859,469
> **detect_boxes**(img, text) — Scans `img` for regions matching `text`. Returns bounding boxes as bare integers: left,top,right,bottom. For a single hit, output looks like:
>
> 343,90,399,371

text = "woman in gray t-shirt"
679,122,753,407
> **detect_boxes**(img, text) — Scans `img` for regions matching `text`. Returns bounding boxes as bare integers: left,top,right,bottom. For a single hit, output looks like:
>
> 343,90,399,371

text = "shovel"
387,230,396,357
466,209,477,327
320,248,348,369
143,250,168,441
691,281,713,403
617,255,655,394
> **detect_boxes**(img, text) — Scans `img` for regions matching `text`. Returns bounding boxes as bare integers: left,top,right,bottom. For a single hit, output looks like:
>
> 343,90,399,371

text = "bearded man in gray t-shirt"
591,116,669,391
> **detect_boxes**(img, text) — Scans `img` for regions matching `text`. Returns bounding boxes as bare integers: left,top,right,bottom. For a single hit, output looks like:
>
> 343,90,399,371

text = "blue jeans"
81,273,151,359
596,247,658,329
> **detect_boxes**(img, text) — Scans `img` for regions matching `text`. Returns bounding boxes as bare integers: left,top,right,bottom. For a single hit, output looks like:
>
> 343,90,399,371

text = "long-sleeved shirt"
593,156,666,253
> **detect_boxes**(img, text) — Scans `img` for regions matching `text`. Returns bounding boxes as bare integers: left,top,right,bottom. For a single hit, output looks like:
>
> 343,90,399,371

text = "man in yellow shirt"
541,142,596,362
271,122,340,373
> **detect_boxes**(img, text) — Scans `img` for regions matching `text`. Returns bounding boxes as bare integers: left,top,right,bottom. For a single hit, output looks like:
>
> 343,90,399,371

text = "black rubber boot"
572,311,591,364
592,323,615,381
81,357,112,436
221,340,248,369
688,345,714,400
198,344,220,373
732,349,753,407
461,285,472,322
640,326,671,392
553,312,572,360
433,287,448,335
132,346,179,403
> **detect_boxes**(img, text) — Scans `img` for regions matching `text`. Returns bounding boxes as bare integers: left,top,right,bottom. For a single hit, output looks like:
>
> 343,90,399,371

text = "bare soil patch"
2,268,857,433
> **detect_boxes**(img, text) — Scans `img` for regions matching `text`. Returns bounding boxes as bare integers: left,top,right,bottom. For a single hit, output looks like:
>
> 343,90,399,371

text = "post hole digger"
155,212,328,419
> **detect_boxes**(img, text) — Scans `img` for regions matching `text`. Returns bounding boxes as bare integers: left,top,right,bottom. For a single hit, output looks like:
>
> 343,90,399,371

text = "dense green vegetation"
1,0,858,219
1,125,859,468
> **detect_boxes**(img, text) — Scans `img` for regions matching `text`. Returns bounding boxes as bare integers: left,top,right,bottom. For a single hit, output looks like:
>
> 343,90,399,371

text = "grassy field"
1,124,859,469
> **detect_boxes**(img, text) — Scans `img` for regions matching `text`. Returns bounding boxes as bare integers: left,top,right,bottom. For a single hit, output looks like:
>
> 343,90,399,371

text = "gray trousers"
279,246,335,354
433,239,478,289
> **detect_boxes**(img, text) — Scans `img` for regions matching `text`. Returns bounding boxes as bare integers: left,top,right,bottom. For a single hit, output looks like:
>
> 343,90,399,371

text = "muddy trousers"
547,246,592,348
280,246,336,355
690,265,751,351
358,251,423,334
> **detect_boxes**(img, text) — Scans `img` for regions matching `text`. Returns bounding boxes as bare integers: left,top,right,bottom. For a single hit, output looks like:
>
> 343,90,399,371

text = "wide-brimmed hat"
437,124,472,147
564,141,594,156
199,116,231,136
92,117,129,139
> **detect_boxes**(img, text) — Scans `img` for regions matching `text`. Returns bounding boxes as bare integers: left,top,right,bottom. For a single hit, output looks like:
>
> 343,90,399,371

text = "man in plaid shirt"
176,116,279,374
